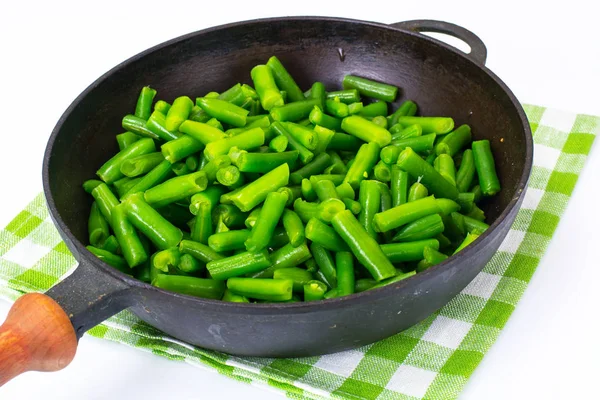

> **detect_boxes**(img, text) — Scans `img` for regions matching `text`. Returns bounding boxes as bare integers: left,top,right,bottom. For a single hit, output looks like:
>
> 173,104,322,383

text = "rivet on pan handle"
390,20,488,65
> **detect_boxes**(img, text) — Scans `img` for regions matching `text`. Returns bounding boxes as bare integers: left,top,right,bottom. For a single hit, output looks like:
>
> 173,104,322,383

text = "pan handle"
0,260,134,385
390,20,487,65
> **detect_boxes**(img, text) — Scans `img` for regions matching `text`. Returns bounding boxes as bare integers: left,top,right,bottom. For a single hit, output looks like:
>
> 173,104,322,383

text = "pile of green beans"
84,55,501,303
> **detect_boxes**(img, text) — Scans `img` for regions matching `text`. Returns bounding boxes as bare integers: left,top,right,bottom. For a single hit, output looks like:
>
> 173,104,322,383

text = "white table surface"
1,1,599,399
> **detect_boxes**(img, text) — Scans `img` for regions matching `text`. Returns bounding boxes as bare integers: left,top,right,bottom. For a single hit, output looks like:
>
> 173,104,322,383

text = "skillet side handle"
390,20,487,65
0,293,77,386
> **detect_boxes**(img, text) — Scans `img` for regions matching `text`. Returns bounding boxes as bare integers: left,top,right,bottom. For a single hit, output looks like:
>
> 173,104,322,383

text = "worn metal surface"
42,17,533,356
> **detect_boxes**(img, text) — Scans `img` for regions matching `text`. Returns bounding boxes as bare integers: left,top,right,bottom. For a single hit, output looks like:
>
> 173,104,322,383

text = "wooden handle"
0,293,77,386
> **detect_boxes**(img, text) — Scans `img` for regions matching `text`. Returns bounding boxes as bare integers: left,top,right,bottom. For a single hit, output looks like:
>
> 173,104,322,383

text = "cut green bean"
313,178,340,201
178,120,227,144
390,124,422,141
120,152,165,177
436,124,472,156
325,98,349,118
304,280,328,301
91,183,120,223
335,182,355,200
389,133,437,154
185,154,199,171
229,148,298,173
251,65,284,111
310,243,337,288
380,239,439,262
342,75,398,102
208,249,271,280
197,97,249,127
395,116,454,134
408,181,429,202
153,247,181,273
177,253,204,274
271,98,320,122
348,102,364,115
305,217,349,252
331,210,396,281
462,213,490,234
312,125,335,155
392,214,444,242
153,274,225,299
355,278,377,293
212,204,247,229
179,239,224,263
290,153,332,185
325,151,348,175
116,131,140,151
309,106,342,131
359,101,388,118
87,246,129,273
146,110,182,141
267,56,304,102
282,209,305,248
390,166,409,207
327,132,363,151
371,116,388,129
112,203,148,267
123,193,183,250
388,100,418,126
358,180,381,239
270,122,314,164
164,96,193,131
371,270,416,289
204,127,264,160
326,89,360,104
456,149,476,193
222,289,250,303
245,191,288,252
301,179,317,202
274,268,313,292
343,142,380,189
208,229,251,252
122,115,161,140
309,82,326,110
144,171,207,208
336,251,355,296
453,232,480,254
252,242,311,278
317,198,345,223
472,140,501,196
434,154,457,186
269,135,288,153
154,100,171,115
373,160,391,182
373,195,440,233
83,179,103,194
278,186,301,207
228,278,293,301
396,147,459,200
161,134,204,164
122,160,173,198
456,192,475,214
341,115,391,148
227,163,289,212
171,161,191,176
97,138,156,184
99,235,120,255
88,202,110,246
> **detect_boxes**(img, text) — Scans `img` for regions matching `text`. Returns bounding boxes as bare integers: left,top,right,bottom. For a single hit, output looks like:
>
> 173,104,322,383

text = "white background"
1,1,599,399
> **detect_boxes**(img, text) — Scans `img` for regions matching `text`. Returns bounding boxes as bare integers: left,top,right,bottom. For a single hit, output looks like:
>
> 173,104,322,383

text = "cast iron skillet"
0,17,532,383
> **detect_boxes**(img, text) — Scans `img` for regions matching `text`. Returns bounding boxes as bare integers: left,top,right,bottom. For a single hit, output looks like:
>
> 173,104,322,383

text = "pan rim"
42,15,533,313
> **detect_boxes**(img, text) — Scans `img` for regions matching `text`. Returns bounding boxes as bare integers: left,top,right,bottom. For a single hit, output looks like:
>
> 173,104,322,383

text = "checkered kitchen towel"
0,105,597,399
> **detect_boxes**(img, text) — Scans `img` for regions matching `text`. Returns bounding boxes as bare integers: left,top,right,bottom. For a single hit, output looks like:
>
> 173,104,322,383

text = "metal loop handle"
391,20,487,65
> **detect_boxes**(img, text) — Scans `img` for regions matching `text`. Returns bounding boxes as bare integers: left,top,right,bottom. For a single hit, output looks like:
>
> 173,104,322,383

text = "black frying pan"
0,17,532,383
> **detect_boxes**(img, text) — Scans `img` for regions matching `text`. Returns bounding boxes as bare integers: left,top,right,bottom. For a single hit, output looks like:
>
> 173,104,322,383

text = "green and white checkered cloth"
0,105,597,399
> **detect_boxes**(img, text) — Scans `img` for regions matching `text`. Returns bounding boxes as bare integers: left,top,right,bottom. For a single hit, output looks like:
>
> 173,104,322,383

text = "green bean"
120,152,165,178
348,102,364,115
299,179,316,202
309,106,342,131
389,133,437,155
408,181,429,202
373,160,391,182
341,115,391,148
434,154,456,186
270,122,314,164
358,180,381,239
178,120,227,144
472,140,501,196
185,154,199,172
207,229,250,252
462,213,490,233
199,155,230,183
153,274,225,300
204,127,264,160
343,142,380,189
312,125,335,155
156,203,194,231
395,116,454,135
251,65,284,111
178,253,204,274
290,153,332,185
91,183,120,223
371,116,388,129
116,131,140,151
267,56,304,103
153,247,181,272
87,246,129,273
245,191,288,252
189,105,211,123
380,239,439,262
218,83,248,106
252,241,311,278
326,89,360,104
122,115,161,140
179,239,224,264
270,98,319,122
310,243,337,288
390,166,409,207
112,203,148,267
154,100,171,115
212,204,247,229
171,161,191,176
143,171,207,208
215,166,243,189
309,82,326,110
332,210,396,281
436,198,461,217
196,97,249,128
83,179,103,194
390,124,422,141
388,100,418,126
278,185,301,207
359,101,388,118
164,96,193,131
123,193,183,250
282,209,305,248
304,280,328,301
305,216,349,251
456,149,476,193
228,278,293,301
355,278,377,293
227,163,289,212
88,202,110,246
396,147,459,200
313,178,340,201
323,288,339,299
222,289,250,303
273,268,313,292
435,124,472,156
97,138,156,184
456,192,475,214
161,134,204,164
325,98,349,118
122,160,173,198
336,251,355,296
453,232,480,255
335,182,355,200
373,195,440,233
229,148,298,173
392,214,444,242
146,110,181,141
342,75,398,102
268,135,288,153
99,235,121,255
371,270,416,289
207,249,271,280
279,122,317,150
466,203,486,222
327,132,363,151
324,151,348,175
